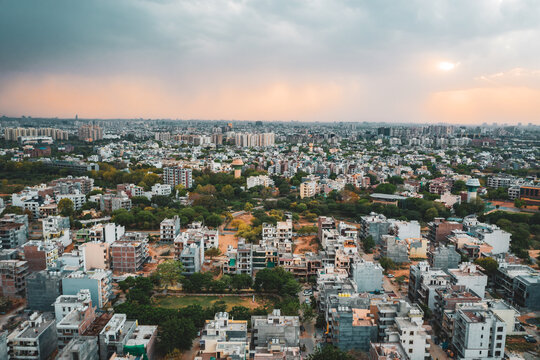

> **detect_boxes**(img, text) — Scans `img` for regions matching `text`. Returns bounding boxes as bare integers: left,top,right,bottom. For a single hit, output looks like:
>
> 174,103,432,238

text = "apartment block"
7,312,58,360
81,241,110,271
328,306,377,351
56,294,96,348
299,181,318,199
494,262,540,310
160,215,180,243
23,240,59,271
0,214,28,249
449,263,488,299
452,304,506,360
427,218,463,243
200,312,249,359
56,337,99,360
0,260,28,298
62,270,112,309
429,245,461,271
351,260,383,293
163,166,193,188
251,309,300,348
110,232,150,274
26,270,63,312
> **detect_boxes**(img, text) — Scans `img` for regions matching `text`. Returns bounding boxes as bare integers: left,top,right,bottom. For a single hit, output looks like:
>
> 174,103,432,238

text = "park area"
153,294,267,310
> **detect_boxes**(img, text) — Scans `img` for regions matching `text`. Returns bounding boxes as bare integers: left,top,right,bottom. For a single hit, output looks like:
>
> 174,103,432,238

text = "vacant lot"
154,294,266,310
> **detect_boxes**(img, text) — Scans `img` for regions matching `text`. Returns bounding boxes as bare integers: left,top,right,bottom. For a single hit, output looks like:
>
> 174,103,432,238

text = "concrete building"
351,260,383,292
56,294,96,348
110,232,150,274
160,215,180,243
26,270,63,312
0,214,28,249
200,312,249,359
56,193,87,211
382,236,409,263
463,216,511,255
23,240,59,271
42,215,71,246
408,262,450,310
99,314,157,360
299,181,318,199
452,303,506,360
0,331,7,360
100,193,132,213
465,178,480,203
56,337,99,360
62,270,112,309
433,285,482,339
360,213,390,244
151,183,172,196
179,243,203,275
163,166,193,188
428,218,463,243
370,342,408,360
247,175,275,189
390,310,430,360
328,306,377,351
7,312,57,360
0,260,28,298
449,263,488,299
429,245,461,271
251,309,300,348
81,241,110,271
494,262,540,310
54,289,93,322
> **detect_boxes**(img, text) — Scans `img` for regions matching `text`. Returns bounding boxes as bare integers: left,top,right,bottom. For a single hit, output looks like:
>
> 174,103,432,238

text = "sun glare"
438,61,456,71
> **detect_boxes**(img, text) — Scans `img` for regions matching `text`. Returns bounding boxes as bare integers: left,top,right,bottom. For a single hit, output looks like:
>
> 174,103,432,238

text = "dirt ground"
294,235,320,254
218,232,238,253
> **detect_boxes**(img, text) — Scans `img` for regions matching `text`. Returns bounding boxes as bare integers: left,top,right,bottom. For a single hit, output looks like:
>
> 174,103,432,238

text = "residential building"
452,304,506,360
328,306,377,351
360,213,390,244
110,232,150,273
49,176,94,194
7,312,58,360
299,181,318,199
151,183,172,196
433,285,482,339
56,294,96,348
55,193,87,211
78,124,103,142
0,214,28,249
251,309,300,348
179,242,203,275
494,262,540,310
200,312,249,360
382,236,409,263
23,240,59,271
42,215,71,247
62,270,112,309
519,184,540,206
463,216,511,255
246,175,275,189
26,270,63,312
429,246,461,271
428,218,462,243
390,310,430,360
56,337,99,360
81,241,110,271
160,216,180,243
0,260,28,298
100,193,132,213
370,342,408,360
351,260,383,292
55,290,93,322
163,166,193,188
408,262,450,310
98,314,155,360
449,263,488,299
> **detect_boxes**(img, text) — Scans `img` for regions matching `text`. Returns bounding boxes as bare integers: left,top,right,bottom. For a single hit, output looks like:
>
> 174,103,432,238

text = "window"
495,351,501,356
496,335,502,340
410,340,413,344
497,327,503,332
409,349,413,353
410,331,414,335
496,343,502,348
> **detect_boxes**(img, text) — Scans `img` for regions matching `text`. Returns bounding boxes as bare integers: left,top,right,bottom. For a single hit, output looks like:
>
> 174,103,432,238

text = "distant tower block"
466,178,480,203
231,158,244,178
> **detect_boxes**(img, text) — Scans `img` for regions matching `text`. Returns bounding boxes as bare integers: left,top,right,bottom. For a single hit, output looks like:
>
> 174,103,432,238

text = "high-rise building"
163,167,193,188
78,124,103,142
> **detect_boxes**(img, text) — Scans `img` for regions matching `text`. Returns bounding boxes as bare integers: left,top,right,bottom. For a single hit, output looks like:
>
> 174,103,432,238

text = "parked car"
387,274,395,278
524,335,537,343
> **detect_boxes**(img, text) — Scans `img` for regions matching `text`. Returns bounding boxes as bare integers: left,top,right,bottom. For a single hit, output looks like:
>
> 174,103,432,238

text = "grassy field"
154,295,265,310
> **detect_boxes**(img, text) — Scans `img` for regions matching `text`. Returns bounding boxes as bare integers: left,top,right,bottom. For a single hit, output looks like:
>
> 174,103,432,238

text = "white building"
56,193,86,211
160,216,181,243
151,183,172,196
452,303,506,360
246,175,274,189
351,261,383,292
449,263,488,299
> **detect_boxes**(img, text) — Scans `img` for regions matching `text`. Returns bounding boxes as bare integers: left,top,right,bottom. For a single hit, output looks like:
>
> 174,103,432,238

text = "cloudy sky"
1,0,539,124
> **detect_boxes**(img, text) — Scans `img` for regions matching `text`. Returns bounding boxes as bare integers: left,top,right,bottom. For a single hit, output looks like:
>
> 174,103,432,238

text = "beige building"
300,181,318,199
81,241,110,271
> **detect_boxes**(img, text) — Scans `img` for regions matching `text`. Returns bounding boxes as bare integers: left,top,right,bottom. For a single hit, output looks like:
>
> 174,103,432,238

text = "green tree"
158,317,197,353
379,257,398,271
156,260,184,289
204,247,221,260
58,198,74,217
244,202,254,213
205,214,223,228
375,183,397,194
514,198,526,208
452,180,467,194
474,257,499,276
361,235,375,254
307,345,354,360
221,184,234,199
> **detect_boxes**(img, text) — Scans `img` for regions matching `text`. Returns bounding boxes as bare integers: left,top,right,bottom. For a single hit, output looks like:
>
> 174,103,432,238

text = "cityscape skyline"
1,1,540,125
